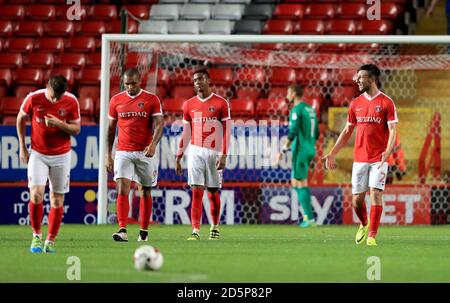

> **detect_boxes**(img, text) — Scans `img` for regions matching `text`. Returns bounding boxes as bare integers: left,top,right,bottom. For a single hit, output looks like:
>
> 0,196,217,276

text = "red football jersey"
182,93,231,152
347,91,398,163
108,89,163,151
20,89,80,155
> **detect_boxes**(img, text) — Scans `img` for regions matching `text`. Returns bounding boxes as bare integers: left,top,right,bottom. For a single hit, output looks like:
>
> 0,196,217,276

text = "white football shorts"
28,149,71,194
114,151,159,187
352,162,389,194
187,144,222,188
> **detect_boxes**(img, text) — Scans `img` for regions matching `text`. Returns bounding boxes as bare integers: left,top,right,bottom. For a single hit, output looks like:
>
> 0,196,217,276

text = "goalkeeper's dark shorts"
292,152,315,181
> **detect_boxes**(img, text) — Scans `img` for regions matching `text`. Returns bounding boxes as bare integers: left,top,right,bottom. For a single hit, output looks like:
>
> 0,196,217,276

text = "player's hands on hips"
323,153,336,170
45,114,62,128
106,153,114,173
19,147,29,164
216,154,227,170
143,143,156,157
175,156,183,176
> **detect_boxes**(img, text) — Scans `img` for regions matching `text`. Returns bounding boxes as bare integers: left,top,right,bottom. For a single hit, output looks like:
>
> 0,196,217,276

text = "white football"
133,245,164,271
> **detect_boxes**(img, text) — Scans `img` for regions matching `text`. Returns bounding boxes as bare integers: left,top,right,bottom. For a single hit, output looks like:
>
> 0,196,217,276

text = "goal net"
98,35,450,226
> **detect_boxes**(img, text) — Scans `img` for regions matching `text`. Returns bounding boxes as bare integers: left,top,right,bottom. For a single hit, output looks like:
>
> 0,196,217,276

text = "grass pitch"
1,224,450,283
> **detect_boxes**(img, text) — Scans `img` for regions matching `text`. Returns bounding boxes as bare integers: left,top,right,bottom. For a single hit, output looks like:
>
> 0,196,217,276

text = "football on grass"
133,245,164,271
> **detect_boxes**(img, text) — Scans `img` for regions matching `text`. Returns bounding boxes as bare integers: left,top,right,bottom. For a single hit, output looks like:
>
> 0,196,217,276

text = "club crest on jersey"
208,106,215,113
138,102,144,108
374,105,382,113
58,109,67,117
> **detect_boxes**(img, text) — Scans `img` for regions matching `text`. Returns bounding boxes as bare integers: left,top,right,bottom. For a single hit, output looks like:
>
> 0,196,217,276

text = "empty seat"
236,87,260,101
243,5,273,20
27,5,56,21
88,5,118,21
78,86,100,99
254,0,281,3
46,68,75,87
230,98,255,117
294,20,325,35
79,96,95,117
155,86,167,100
200,20,232,35
0,97,22,116
0,21,13,37
233,20,263,34
85,53,101,67
54,53,85,69
23,53,54,69
125,52,150,69
36,37,64,53
0,53,23,69
269,68,296,85
180,4,211,20
173,85,194,98
15,85,37,98
121,5,150,20
381,3,401,20
305,4,336,19
150,4,180,21
158,0,188,3
79,68,101,86
212,4,245,20
107,20,138,34
337,3,366,19
0,69,12,87
256,98,289,119
331,85,357,106
272,4,304,19
169,21,200,34
234,67,265,86
44,21,75,37
222,0,251,4
331,68,356,85
79,21,106,37
191,0,219,3
162,98,185,115
139,20,169,34
327,20,357,35
262,20,293,34
358,20,393,34
152,68,170,87
5,38,34,53
14,21,44,37
209,68,233,86
0,5,25,21
14,68,44,86
268,86,286,99
66,37,96,53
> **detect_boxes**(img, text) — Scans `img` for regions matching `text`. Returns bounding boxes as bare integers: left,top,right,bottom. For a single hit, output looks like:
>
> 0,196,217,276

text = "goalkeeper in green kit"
277,84,319,227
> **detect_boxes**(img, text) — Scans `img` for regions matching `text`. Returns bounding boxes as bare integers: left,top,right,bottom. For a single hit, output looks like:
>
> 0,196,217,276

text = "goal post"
98,34,450,225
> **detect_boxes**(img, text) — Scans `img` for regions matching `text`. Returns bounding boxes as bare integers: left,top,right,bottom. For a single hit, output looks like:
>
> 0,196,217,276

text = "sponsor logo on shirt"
374,105,382,113
119,111,148,118
192,116,218,123
356,116,382,123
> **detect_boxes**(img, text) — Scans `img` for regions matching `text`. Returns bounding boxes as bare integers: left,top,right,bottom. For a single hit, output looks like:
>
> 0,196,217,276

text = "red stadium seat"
305,4,336,19
294,20,326,35
236,87,260,101
44,21,75,37
0,5,25,21
327,20,357,35
270,68,296,85
213,85,232,99
78,21,106,37
110,85,121,98
0,21,13,37
78,86,100,99
79,96,95,117
78,68,101,85
0,53,23,69
5,38,34,53
0,97,22,115
155,86,167,100
268,86,287,99
46,67,74,87
262,20,294,35
2,116,18,125
173,86,194,99
106,19,138,33
331,69,356,85
27,5,56,21
358,20,393,35
332,85,358,107
233,67,265,87
252,43,284,50
125,52,150,69
162,98,184,116
88,5,118,21
14,68,43,86
15,85,36,98
337,3,366,19
121,5,151,20
272,4,305,20
209,68,233,86
296,68,330,85
256,98,289,119
381,3,402,20
54,5,87,20
36,37,64,53
23,53,54,69
85,53,101,67
54,53,85,70
229,98,255,118
171,68,195,85
14,21,44,37
66,37,96,53
155,68,170,87
0,69,12,87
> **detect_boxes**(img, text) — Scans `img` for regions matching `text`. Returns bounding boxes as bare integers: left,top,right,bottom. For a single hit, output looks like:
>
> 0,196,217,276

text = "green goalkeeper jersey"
287,102,319,156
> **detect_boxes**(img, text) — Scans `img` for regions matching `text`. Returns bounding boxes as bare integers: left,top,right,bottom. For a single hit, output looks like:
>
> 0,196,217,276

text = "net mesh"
107,40,450,225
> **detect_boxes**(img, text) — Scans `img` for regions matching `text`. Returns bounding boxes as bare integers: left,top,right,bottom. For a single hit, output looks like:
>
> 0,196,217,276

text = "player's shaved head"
123,68,141,79
48,75,68,97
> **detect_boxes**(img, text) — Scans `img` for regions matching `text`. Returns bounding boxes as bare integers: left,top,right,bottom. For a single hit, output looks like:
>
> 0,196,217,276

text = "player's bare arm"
379,122,398,168
44,114,80,135
323,123,356,170
175,122,192,176
144,115,163,158
106,118,118,173
16,110,29,164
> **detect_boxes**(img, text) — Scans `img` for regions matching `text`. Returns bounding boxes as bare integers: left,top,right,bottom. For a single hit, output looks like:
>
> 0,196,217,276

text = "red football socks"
47,206,64,242
117,193,129,229
353,203,368,226
191,188,204,231
29,201,43,235
369,205,383,238
139,196,153,230
208,191,221,226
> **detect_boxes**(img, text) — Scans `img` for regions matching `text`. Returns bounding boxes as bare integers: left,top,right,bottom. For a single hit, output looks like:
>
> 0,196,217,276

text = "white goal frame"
98,34,450,224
